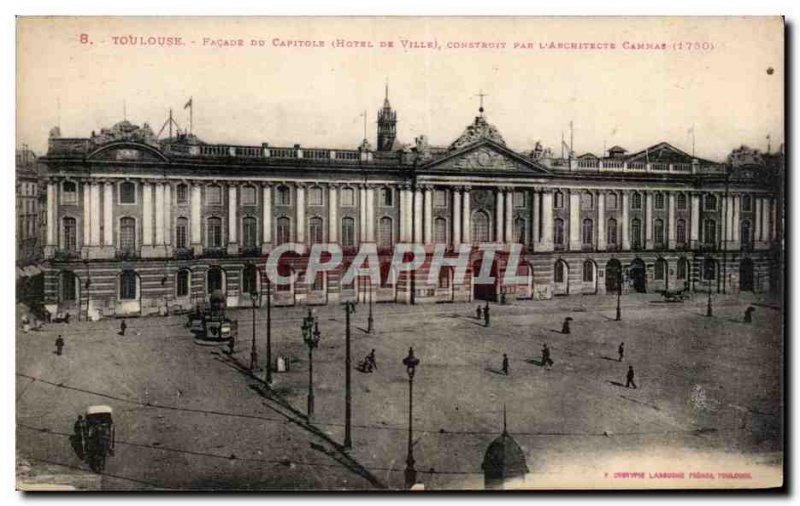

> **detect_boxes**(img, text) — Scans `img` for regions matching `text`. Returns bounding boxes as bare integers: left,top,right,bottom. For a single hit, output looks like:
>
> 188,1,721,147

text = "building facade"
38,98,783,320
16,148,43,266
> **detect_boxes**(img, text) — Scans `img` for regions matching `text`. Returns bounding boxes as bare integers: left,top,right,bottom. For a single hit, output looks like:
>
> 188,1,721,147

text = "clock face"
476,151,491,167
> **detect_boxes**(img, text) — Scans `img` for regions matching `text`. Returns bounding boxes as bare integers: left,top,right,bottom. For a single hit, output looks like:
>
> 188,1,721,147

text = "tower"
376,82,397,151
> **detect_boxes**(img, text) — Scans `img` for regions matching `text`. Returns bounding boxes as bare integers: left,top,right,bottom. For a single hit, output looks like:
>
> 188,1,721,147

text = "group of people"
358,349,378,373
476,303,491,327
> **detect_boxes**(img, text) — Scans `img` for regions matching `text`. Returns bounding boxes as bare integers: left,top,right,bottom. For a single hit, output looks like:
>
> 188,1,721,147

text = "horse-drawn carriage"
660,289,691,303
81,405,115,473
186,290,238,341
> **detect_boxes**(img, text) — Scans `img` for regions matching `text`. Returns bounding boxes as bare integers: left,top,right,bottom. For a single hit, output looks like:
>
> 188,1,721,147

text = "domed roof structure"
481,407,529,489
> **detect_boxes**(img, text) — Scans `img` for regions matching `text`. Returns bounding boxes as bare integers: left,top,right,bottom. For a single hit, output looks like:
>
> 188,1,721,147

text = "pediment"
422,140,549,174
87,142,168,163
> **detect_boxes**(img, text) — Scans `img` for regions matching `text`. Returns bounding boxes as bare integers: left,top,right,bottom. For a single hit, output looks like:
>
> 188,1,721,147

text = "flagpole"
692,124,695,158
190,99,193,136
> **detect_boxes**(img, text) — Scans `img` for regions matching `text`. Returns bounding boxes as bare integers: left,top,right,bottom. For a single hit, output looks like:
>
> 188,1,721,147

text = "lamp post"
615,267,624,321
302,309,320,419
706,277,713,317
402,347,420,489
265,276,272,386
344,301,356,449
249,291,259,371
367,279,374,334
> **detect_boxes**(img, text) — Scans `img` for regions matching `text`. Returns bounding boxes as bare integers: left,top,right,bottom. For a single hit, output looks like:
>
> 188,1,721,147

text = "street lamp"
249,290,260,372
344,301,357,449
402,347,420,489
615,267,626,321
302,309,320,419
367,279,374,334
706,277,713,317
265,276,272,386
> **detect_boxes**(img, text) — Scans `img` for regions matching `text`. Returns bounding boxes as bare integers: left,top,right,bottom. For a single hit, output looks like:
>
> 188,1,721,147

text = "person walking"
483,303,490,327
625,365,637,389
228,334,236,355
119,319,127,336
618,342,625,362
476,305,482,320
502,353,509,375
744,306,755,324
562,317,572,335
366,349,377,372
55,335,65,356
541,344,553,368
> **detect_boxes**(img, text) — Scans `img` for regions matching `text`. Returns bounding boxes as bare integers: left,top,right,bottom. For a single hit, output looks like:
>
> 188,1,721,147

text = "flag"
184,97,193,109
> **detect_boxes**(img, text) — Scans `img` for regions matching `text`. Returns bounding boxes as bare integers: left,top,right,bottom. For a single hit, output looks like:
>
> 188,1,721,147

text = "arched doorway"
582,259,598,294
472,258,498,301
207,266,225,295
553,259,569,295
605,259,621,293
702,257,719,292
740,258,754,292
630,258,646,293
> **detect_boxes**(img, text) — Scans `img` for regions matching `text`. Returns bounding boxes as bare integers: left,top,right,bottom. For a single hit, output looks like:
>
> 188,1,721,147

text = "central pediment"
421,140,550,174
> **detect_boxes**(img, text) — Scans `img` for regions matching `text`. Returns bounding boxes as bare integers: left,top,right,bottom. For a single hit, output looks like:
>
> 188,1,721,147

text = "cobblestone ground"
16,292,783,490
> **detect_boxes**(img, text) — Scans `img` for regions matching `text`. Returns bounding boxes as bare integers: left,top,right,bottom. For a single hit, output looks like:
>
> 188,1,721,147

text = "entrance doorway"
740,258,754,292
630,258,646,293
472,259,498,301
605,259,621,293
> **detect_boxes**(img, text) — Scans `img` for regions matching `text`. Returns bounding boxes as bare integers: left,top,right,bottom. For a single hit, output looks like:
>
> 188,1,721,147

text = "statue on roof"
450,114,507,150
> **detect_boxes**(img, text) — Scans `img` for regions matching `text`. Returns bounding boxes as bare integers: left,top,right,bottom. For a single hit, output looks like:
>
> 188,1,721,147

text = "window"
554,191,564,209
62,217,77,251
654,218,665,245
341,217,355,247
176,269,190,297
340,187,355,207
206,217,223,248
472,211,490,243
380,263,393,287
62,181,78,205
607,218,618,245
582,218,593,245
742,195,752,212
120,181,136,204
654,259,666,280
438,268,451,289
241,186,257,206
704,194,717,211
276,186,291,206
242,217,258,249
207,267,224,294
276,264,291,292
119,270,137,300
308,186,323,206
434,217,447,244
677,193,687,210
176,217,188,249
677,258,689,280
631,218,642,248
514,217,526,244
378,217,393,247
677,219,687,244
276,217,291,245
242,265,258,295
582,260,594,282
309,217,324,244
704,219,717,244
206,185,222,206
120,217,136,251
655,193,665,210
631,192,642,210
581,192,593,210
554,218,565,246
741,220,752,247
606,192,618,210
554,261,565,283
434,190,447,208
312,272,324,291
380,187,393,207
61,271,77,301
514,191,526,208
176,184,188,205
703,258,716,281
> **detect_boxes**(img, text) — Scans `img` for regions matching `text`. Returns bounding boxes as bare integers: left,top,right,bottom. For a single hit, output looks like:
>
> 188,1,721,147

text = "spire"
376,82,397,152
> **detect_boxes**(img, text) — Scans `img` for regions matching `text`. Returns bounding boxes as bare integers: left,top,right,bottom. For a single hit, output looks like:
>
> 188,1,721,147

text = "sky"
16,16,784,162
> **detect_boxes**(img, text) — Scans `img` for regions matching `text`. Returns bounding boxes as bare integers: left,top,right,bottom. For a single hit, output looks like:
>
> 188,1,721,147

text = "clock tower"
376,83,397,151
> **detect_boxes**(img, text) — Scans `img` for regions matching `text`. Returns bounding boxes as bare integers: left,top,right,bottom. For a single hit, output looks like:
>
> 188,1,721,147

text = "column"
163,183,171,247
228,185,238,246
645,191,653,249
732,195,740,249
622,192,631,250
462,187,471,244
770,198,777,241
504,188,513,245
452,188,461,247
399,187,409,242
142,182,153,246
155,183,165,246
103,183,113,246
328,185,338,243
262,185,272,246
532,191,540,246
190,184,201,247
366,186,375,242
46,182,56,247
569,191,580,250
83,182,91,247
90,183,101,246
540,191,554,251
597,192,606,251
754,198,763,243
413,189,423,243
690,194,700,246
495,190,504,242
296,185,305,243
424,186,433,244
359,186,367,243
761,197,771,245
667,192,676,250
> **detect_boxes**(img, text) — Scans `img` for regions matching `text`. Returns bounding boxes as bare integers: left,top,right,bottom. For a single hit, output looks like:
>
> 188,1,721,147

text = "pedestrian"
55,335,65,356
476,305,482,320
502,353,509,375
64,312,70,324
541,344,553,368
625,365,638,389
119,319,127,336
744,306,755,324
618,342,625,362
562,317,572,335
484,303,491,327
366,349,377,372
228,334,236,355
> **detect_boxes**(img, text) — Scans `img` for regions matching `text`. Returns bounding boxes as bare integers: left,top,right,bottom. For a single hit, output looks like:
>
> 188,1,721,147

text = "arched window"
607,192,618,210
554,261,566,283
741,220,752,248
241,185,257,206
309,217,324,244
704,219,717,244
61,271,77,301
119,181,137,204
120,217,136,251
705,194,717,211
631,192,642,210
582,260,594,282
206,217,223,248
378,217,393,247
438,267,451,289
677,219,687,244
176,183,189,205
677,258,689,280
341,217,355,247
380,187,393,207
607,218,618,245
554,191,564,209
340,187,355,207
308,186,323,206
742,195,752,212
581,192,594,210
654,193,665,210
62,217,77,251
176,269,190,297
276,186,291,206
654,259,667,280
119,270,138,300
676,192,687,210
631,218,642,248
276,217,291,245
554,218,565,246
654,218,665,245
205,184,222,206
242,217,258,249
242,264,258,295
582,218,593,245
176,217,188,249
514,217,526,244
434,217,447,244
472,211,490,243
